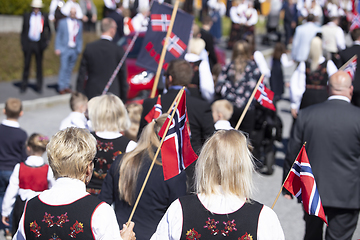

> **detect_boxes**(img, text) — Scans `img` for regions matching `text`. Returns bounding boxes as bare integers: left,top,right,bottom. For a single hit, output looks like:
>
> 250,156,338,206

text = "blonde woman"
12,128,135,240
151,130,284,240
87,94,137,195
99,114,186,240
290,36,338,118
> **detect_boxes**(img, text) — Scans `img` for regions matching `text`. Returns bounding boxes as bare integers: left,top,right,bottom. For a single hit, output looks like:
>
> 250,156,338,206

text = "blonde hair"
89,94,131,132
124,103,143,141
5,98,22,119
232,41,252,78
70,92,88,112
119,114,167,205
47,127,96,180
27,133,49,153
195,130,254,199
211,100,234,121
308,37,323,72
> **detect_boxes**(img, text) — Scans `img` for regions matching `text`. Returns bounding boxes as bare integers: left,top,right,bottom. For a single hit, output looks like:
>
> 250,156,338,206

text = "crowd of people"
3,0,360,239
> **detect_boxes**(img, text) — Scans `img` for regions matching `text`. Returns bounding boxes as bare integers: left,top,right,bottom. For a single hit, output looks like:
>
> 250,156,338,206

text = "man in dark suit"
76,18,128,101
283,71,360,240
21,0,51,93
339,28,360,107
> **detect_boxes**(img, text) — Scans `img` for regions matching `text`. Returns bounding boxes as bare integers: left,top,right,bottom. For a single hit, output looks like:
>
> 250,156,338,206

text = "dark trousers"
22,41,43,90
304,207,359,240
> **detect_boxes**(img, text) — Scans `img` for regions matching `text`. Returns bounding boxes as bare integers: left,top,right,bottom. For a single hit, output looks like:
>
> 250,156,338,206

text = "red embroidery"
96,157,107,170
221,220,237,236
112,151,122,160
56,212,69,227
69,220,84,238
96,140,103,151
42,212,55,227
239,232,253,240
103,142,114,152
186,228,201,239
203,217,219,235
30,220,42,237
49,233,61,240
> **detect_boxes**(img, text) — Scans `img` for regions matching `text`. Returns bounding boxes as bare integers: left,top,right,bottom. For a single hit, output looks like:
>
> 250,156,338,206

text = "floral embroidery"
103,142,114,152
96,140,103,151
42,212,55,227
49,233,61,240
96,157,107,170
112,151,122,160
239,232,253,240
69,220,84,238
221,220,237,236
56,213,69,227
203,217,219,235
186,228,201,239
30,220,42,237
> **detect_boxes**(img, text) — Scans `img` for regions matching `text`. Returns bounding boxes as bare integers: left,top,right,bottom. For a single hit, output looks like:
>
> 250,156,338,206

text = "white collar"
96,131,122,139
214,120,234,130
101,35,113,41
25,156,45,167
328,95,351,102
354,41,360,45
1,119,20,128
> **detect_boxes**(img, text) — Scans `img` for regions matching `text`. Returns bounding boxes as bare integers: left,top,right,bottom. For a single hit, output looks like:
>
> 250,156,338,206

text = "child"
59,92,88,130
1,133,55,236
211,100,234,130
0,98,27,239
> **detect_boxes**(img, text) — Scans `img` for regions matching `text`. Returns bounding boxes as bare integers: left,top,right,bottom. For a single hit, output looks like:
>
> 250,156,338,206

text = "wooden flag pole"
235,74,264,130
127,87,185,225
150,0,181,98
339,54,357,71
271,142,306,209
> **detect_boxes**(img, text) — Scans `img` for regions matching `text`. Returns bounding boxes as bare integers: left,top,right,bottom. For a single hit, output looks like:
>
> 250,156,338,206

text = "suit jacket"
55,18,83,54
291,22,320,62
283,98,360,209
21,11,51,51
200,28,217,69
107,10,124,44
339,44,360,93
76,38,128,101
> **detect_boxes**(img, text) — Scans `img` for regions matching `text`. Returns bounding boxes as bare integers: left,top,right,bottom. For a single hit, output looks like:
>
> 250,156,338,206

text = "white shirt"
2,156,55,217
230,4,258,26
184,53,214,103
254,50,271,78
214,120,233,130
49,0,65,21
328,95,351,102
207,0,226,16
290,56,338,111
67,18,80,48
28,12,43,42
61,0,83,19
95,132,137,152
322,22,346,52
59,111,88,130
122,0,149,11
131,13,148,32
1,119,20,128
13,178,123,240
150,192,285,240
104,0,120,9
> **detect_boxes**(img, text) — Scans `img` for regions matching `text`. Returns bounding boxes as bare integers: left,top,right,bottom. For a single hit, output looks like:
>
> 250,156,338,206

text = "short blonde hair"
89,94,131,132
195,130,254,199
211,100,234,121
5,98,22,119
47,127,96,180
70,92,88,111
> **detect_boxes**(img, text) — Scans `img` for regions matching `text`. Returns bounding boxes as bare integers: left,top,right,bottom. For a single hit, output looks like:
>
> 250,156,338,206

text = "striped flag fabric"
350,13,360,32
254,80,276,111
343,55,357,80
283,145,328,224
144,95,163,123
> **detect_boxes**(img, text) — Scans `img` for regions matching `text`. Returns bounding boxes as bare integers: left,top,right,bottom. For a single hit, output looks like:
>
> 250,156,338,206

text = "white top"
230,4,258,26
95,132,137,152
67,18,80,48
104,0,120,9
328,95,351,102
290,56,338,111
13,178,123,240
28,12,42,42
1,119,20,128
150,191,285,240
214,120,233,130
59,111,88,130
184,53,214,103
131,13,148,33
49,0,65,21
254,50,271,78
2,156,55,217
280,53,294,67
61,0,83,19
122,0,149,11
207,0,226,16
322,22,346,52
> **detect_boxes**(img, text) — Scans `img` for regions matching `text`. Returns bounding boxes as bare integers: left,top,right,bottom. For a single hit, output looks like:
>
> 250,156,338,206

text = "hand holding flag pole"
127,87,185,225
235,74,264,130
150,0,180,98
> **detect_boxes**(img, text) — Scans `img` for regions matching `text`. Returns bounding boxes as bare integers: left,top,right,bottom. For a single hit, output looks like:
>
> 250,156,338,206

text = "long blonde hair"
118,114,167,205
308,36,323,72
195,130,255,199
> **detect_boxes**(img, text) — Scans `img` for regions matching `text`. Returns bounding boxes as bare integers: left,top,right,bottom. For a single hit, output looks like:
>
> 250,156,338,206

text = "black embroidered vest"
179,195,263,240
24,195,102,240
305,61,328,87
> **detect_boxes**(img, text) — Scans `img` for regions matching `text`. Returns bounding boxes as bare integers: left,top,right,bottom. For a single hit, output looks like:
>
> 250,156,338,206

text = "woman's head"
47,127,96,181
308,36,322,72
231,40,251,61
273,42,286,60
195,130,254,199
27,133,49,155
89,94,131,132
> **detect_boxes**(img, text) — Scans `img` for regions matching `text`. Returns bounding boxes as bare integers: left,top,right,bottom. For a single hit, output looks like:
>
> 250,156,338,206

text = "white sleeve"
280,53,294,68
247,9,258,26
199,60,215,103
336,27,346,51
71,115,88,129
150,199,183,240
75,3,84,19
254,51,271,78
230,7,242,24
92,202,122,240
2,164,20,217
326,60,338,77
219,3,226,16
257,206,285,240
49,0,59,21
290,62,306,111
125,140,137,153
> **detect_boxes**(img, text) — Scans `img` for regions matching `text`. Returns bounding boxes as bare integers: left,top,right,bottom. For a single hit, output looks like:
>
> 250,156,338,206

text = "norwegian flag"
162,32,187,58
283,145,328,225
151,14,171,32
254,81,276,111
145,95,163,123
350,13,360,31
158,92,198,180
343,55,357,80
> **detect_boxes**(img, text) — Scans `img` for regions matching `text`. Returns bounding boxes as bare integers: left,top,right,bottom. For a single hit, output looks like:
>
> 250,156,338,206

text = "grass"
0,32,99,82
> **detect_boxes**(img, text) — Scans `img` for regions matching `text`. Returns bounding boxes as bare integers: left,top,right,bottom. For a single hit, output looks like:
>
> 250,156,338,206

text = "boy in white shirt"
59,92,88,130
211,100,234,130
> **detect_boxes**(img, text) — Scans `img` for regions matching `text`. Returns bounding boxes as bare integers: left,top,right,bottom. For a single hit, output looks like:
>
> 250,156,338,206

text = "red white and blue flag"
350,13,360,31
145,95,163,123
283,145,328,225
254,80,276,111
151,14,171,32
158,92,198,180
343,55,357,80
162,32,187,58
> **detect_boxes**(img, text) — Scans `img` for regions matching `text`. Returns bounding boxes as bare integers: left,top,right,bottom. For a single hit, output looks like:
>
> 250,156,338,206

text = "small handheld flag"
350,13,360,32
343,55,357,80
254,80,276,111
283,145,327,225
144,95,163,123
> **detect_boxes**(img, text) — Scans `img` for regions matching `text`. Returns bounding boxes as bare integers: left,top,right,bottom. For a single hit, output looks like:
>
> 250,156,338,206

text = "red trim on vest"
18,163,49,191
